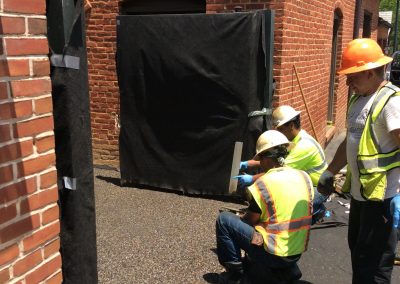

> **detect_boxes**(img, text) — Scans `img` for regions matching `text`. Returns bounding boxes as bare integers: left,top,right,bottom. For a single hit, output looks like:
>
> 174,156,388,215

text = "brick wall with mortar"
86,0,378,166
0,0,62,283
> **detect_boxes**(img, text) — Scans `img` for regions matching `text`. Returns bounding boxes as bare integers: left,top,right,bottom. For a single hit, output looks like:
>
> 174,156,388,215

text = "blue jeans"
216,212,300,269
313,187,328,214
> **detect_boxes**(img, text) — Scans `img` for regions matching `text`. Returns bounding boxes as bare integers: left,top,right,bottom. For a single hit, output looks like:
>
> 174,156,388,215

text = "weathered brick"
3,0,46,15
42,205,60,225
0,177,36,204
10,79,51,98
0,124,11,143
0,16,25,34
14,250,42,276
0,59,30,77
13,249,42,277
0,244,19,266
43,238,60,259
22,221,60,253
35,96,53,115
0,268,10,283
0,203,17,224
28,18,47,35
39,170,57,189
0,81,8,100
0,214,40,244
35,135,55,154
25,254,62,284
0,100,33,120
44,270,63,284
13,116,54,138
0,140,33,164
20,186,59,214
0,164,13,185
17,153,56,177
32,60,50,77
5,38,49,56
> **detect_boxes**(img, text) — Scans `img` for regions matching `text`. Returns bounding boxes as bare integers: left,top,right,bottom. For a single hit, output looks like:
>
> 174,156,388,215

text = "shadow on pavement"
96,175,121,186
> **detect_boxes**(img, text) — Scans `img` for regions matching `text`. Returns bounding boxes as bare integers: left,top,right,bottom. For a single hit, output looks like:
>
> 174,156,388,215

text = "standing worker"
237,105,328,222
318,38,400,283
216,130,313,283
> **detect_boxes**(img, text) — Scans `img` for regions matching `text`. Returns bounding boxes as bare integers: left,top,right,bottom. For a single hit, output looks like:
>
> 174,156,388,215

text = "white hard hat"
253,130,294,160
272,105,301,128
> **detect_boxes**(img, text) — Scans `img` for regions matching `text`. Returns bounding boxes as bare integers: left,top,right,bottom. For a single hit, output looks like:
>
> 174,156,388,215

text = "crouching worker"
216,130,314,284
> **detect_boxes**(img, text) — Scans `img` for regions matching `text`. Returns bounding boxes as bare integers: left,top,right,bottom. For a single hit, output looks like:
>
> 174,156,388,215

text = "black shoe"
219,262,244,284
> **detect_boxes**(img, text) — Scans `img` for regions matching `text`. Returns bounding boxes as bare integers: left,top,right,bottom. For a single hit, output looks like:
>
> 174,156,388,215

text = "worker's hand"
317,170,335,196
390,195,400,228
240,161,248,171
233,174,253,187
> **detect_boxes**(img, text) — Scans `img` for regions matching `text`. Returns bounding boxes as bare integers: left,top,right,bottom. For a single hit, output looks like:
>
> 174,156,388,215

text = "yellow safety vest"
247,167,313,256
342,85,400,200
285,130,327,186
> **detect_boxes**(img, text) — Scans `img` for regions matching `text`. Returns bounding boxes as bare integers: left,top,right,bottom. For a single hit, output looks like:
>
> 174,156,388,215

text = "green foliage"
380,0,395,12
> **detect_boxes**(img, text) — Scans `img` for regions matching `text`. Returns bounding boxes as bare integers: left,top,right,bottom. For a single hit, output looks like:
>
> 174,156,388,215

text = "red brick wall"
87,0,379,165
86,1,121,167
0,0,62,282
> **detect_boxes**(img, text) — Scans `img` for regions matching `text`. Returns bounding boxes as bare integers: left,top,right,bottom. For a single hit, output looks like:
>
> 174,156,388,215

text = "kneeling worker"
237,105,328,222
216,130,313,283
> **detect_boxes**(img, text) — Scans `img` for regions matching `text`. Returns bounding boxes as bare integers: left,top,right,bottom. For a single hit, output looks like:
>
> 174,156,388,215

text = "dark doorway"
363,11,372,38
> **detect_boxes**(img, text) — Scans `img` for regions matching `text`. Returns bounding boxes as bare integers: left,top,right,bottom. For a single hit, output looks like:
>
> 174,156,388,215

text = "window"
362,12,372,38
120,0,206,15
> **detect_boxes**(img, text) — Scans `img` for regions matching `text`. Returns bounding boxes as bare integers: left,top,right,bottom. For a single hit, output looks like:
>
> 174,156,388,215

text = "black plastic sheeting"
47,0,97,283
117,11,269,195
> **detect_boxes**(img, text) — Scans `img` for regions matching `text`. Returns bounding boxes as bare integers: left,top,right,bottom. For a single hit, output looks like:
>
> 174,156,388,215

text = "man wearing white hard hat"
236,105,328,223
216,130,313,283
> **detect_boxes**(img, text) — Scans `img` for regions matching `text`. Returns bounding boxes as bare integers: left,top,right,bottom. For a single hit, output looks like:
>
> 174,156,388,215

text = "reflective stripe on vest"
346,84,400,200
252,168,313,255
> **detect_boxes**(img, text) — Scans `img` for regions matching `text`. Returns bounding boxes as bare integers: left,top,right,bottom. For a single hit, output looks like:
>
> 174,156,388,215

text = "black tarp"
117,11,270,195
47,0,97,283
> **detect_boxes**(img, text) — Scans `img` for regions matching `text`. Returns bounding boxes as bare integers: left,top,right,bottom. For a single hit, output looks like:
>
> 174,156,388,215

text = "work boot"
219,261,244,284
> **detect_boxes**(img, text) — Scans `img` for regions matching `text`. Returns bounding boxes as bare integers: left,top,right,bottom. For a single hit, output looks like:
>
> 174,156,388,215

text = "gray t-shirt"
346,85,400,201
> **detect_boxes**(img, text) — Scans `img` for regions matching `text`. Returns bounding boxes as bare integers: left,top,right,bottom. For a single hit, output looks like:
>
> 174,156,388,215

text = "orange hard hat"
337,38,392,75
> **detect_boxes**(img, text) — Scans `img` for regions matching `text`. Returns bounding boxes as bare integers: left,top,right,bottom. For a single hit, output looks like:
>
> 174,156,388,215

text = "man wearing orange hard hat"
317,38,400,283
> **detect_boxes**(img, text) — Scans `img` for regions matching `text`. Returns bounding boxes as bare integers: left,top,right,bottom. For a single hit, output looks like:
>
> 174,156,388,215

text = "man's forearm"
327,138,348,174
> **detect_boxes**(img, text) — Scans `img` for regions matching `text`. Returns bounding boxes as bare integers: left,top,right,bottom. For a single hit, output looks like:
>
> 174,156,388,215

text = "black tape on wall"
117,11,269,195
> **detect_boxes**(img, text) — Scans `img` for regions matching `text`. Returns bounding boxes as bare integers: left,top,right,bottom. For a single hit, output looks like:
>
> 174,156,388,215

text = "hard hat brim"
273,111,301,128
253,142,294,161
337,56,393,75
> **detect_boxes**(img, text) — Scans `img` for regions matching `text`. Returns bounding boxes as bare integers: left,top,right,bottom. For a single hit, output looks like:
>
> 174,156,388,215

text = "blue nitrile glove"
317,170,335,196
390,194,400,228
233,174,253,188
240,161,248,171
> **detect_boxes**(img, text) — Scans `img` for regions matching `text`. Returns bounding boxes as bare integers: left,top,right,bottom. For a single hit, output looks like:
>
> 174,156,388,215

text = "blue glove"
233,174,253,188
240,161,248,171
317,170,335,196
390,195,400,228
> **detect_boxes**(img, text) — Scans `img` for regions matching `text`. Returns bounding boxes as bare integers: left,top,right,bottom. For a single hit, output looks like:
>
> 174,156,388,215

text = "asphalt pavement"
95,131,400,283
